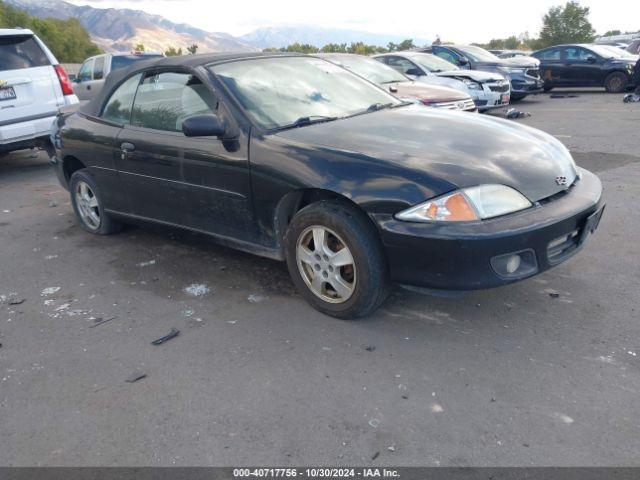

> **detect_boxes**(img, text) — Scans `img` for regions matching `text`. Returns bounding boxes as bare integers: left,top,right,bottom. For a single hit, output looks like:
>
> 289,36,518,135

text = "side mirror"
586,56,597,63
458,57,470,66
182,114,226,137
406,67,422,76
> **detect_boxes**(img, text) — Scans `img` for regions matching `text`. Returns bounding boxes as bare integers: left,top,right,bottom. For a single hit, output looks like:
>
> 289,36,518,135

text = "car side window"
78,59,93,82
93,57,105,80
538,48,561,61
565,47,593,61
386,56,419,75
434,48,460,65
131,71,218,133
101,73,143,124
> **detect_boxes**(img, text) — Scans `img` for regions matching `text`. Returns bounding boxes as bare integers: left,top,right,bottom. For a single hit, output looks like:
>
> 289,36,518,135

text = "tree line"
0,0,101,62
269,2,625,55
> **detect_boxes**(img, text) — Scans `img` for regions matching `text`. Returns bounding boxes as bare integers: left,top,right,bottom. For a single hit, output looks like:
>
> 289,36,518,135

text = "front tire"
604,72,628,93
284,200,389,319
69,169,122,235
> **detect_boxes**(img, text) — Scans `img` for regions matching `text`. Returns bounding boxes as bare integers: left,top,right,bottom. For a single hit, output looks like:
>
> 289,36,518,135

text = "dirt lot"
1,91,639,466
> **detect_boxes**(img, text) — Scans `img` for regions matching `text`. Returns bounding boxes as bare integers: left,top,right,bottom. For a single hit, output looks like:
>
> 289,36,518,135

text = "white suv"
0,29,78,156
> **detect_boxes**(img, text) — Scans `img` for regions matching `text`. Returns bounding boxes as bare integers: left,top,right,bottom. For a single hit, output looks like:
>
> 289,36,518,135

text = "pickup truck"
73,52,164,101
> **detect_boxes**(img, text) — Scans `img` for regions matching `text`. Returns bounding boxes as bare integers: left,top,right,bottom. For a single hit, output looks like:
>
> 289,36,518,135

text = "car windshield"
457,45,501,62
111,54,164,71
408,53,459,73
211,56,402,129
324,55,408,84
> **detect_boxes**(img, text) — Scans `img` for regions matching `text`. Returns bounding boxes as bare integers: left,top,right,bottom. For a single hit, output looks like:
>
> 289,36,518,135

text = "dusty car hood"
436,69,506,82
384,81,470,103
274,105,578,202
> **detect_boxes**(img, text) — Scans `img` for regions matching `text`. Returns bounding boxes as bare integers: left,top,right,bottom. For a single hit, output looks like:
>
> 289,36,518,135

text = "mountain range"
5,0,430,54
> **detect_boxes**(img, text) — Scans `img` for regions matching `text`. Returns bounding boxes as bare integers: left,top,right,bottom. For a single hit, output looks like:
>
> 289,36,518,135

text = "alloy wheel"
296,226,356,304
75,181,101,230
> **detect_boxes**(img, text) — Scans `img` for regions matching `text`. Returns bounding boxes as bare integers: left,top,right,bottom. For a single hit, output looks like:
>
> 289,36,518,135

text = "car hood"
475,57,540,69
384,81,470,103
435,69,506,82
274,105,578,203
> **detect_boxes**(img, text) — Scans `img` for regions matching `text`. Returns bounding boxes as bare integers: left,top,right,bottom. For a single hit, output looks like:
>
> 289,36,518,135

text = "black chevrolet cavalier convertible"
51,53,604,318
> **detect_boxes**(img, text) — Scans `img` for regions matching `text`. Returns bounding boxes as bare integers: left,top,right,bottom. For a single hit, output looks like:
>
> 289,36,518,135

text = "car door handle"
120,142,135,152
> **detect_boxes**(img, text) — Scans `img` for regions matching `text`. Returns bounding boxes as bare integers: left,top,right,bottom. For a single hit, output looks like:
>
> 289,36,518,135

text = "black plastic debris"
364,345,376,352
550,94,579,98
125,371,147,383
88,316,116,328
623,93,640,103
8,297,25,305
548,291,560,299
505,108,532,119
151,327,180,346
371,451,380,460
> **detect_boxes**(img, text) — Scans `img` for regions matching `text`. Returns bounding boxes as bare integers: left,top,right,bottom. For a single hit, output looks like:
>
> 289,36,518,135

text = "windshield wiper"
366,102,395,112
277,115,338,130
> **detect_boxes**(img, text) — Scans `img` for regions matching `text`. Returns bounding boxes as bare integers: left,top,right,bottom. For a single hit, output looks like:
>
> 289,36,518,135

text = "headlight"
395,184,532,222
462,79,482,90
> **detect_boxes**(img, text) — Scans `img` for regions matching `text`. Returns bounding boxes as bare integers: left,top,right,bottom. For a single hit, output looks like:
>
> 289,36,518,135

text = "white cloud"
67,0,640,43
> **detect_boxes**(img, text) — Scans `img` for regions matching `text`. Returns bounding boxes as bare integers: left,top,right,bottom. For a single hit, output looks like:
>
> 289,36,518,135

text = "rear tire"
69,169,122,235
604,72,628,93
510,93,527,102
543,83,554,92
284,200,390,319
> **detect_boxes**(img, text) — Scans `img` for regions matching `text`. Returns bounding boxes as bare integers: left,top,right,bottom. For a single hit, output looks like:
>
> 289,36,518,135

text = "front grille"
547,229,580,263
488,83,509,92
526,68,540,78
433,99,476,111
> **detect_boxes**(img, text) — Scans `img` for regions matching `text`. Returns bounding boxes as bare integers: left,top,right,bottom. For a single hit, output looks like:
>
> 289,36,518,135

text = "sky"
68,0,640,42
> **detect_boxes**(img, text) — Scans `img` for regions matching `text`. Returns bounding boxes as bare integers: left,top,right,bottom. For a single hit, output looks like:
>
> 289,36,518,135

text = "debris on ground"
40,287,61,297
371,451,380,460
431,403,444,413
505,108,531,119
183,284,210,297
125,371,147,383
368,418,380,428
137,259,156,267
545,288,561,298
0,294,25,306
364,345,376,352
387,446,396,452
151,327,180,346
247,294,266,303
88,316,116,328
623,94,640,103
550,94,579,99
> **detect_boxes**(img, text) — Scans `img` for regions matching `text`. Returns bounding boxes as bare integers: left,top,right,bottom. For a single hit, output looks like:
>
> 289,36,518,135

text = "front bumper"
375,168,603,291
510,73,544,95
474,81,511,111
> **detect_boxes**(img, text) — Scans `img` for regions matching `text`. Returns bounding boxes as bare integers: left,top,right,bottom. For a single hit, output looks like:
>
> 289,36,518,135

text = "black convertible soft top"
80,52,303,118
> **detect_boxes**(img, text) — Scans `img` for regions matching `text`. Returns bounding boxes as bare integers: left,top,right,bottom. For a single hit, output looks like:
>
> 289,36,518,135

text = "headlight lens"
395,185,531,222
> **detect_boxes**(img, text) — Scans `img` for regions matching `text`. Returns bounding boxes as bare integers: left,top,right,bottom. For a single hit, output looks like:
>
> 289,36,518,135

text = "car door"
536,48,564,86
116,69,253,238
563,47,603,86
73,58,94,100
88,55,106,99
